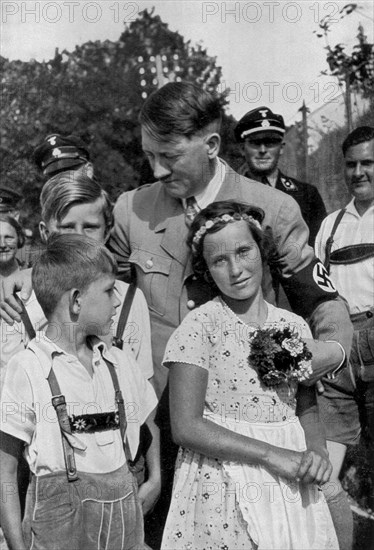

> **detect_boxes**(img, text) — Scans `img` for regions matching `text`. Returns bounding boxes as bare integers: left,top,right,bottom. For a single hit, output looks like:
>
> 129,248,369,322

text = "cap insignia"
52,148,61,158
259,109,268,118
48,136,57,146
261,120,271,128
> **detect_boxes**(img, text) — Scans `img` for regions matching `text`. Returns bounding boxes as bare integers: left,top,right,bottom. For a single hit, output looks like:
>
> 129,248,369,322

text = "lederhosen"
324,209,374,383
21,339,146,550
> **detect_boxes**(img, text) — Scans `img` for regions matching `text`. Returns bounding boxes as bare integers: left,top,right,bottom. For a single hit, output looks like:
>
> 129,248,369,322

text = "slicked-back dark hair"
139,81,224,139
32,233,117,318
342,126,374,156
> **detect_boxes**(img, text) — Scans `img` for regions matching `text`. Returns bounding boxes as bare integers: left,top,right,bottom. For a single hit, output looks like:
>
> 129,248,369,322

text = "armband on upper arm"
281,259,338,318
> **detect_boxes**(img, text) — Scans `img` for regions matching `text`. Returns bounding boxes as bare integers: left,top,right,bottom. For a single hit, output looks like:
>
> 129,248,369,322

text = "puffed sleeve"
162,308,214,371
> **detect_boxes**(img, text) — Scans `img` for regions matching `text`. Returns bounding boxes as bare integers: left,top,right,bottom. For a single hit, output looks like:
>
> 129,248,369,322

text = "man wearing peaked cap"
0,186,22,220
33,134,94,178
234,106,327,246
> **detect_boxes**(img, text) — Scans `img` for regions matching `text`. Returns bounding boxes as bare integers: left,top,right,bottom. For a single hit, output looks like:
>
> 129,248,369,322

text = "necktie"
185,196,199,226
261,175,271,186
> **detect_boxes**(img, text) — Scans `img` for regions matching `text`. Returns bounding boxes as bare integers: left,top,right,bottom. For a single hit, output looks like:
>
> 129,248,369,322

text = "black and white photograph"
1,1,373,549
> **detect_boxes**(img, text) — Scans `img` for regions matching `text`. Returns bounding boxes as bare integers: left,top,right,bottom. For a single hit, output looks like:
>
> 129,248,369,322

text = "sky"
1,1,373,123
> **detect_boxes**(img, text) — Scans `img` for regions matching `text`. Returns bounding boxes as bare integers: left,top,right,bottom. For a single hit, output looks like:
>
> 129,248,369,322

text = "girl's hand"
297,450,332,485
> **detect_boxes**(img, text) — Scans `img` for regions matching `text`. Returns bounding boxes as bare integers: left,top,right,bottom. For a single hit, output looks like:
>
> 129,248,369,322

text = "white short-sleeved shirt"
0,335,157,476
315,199,374,314
0,279,153,380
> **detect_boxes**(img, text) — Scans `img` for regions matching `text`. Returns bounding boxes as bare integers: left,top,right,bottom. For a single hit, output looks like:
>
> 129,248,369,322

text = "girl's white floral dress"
161,298,338,550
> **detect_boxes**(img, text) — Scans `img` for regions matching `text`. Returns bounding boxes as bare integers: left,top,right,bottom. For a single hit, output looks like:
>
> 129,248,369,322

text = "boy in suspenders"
315,126,374,550
0,234,158,550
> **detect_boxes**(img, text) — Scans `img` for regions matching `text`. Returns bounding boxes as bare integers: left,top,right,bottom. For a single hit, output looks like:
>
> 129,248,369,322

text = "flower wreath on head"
192,212,262,252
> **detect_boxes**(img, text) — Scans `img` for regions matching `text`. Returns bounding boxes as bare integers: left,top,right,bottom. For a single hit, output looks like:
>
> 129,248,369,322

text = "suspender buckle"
51,394,66,408
112,336,123,350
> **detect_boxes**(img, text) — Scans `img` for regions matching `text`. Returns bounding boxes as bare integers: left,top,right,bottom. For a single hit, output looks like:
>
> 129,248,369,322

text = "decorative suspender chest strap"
18,295,136,480
324,207,374,270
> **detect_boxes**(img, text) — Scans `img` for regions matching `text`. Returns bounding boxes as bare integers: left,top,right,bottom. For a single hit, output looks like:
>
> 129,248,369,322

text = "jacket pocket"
129,250,171,316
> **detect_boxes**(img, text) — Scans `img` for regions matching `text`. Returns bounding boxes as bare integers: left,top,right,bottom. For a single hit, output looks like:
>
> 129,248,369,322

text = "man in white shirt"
315,126,374,550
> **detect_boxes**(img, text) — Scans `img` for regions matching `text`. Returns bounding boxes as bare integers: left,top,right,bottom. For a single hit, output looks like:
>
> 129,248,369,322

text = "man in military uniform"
33,134,93,179
234,107,326,245
0,186,22,220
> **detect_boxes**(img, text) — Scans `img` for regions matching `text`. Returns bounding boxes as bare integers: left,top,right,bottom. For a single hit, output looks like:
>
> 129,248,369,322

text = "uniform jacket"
240,166,327,246
109,163,351,396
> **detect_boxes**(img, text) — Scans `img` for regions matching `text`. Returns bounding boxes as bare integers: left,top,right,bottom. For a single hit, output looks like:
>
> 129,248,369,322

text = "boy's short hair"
32,233,117,318
342,126,374,156
139,81,223,140
40,171,113,233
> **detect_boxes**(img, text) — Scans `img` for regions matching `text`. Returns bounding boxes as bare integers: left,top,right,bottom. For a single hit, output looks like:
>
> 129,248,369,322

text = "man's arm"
271,193,353,365
307,186,327,246
0,432,27,550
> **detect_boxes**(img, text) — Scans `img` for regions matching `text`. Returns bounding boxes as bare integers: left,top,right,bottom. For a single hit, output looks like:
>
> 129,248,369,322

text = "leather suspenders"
324,208,346,274
47,369,79,482
17,295,135,482
112,282,136,350
324,207,374,272
104,358,133,466
46,356,133,482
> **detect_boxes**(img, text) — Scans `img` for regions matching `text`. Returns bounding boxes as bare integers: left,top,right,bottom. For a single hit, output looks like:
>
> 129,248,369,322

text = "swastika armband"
281,259,338,318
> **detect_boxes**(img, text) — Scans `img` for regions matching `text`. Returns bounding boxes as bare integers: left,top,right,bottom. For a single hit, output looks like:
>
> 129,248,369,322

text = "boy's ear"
70,289,82,315
39,221,49,243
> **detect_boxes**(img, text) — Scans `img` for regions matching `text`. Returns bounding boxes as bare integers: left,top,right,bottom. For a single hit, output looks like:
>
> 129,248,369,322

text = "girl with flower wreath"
161,200,338,550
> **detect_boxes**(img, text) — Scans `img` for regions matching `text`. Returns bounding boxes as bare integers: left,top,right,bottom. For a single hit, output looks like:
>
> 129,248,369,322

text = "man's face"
242,131,284,177
141,128,215,199
344,139,374,206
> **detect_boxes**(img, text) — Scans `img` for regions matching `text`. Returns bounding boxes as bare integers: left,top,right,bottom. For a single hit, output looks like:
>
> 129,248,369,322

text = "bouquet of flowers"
248,320,313,387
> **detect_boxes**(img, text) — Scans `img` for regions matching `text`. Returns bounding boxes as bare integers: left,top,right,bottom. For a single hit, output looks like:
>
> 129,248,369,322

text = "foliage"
314,3,374,97
1,8,235,231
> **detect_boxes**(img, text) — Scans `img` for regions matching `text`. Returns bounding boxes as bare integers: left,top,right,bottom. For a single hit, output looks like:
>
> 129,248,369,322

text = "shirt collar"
28,333,118,379
182,158,226,210
345,197,374,218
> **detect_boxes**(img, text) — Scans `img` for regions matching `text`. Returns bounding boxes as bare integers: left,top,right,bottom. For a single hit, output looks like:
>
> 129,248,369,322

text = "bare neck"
354,198,373,217
45,317,94,375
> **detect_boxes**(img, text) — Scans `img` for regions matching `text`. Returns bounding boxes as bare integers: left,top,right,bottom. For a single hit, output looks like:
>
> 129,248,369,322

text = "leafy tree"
314,3,374,120
1,8,231,231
